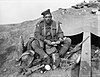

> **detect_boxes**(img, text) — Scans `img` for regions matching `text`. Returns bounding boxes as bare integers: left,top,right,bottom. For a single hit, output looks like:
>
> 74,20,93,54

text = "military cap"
41,9,51,16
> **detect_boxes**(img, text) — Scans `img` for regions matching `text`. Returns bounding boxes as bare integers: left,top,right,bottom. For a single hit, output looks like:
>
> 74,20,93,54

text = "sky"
0,0,89,24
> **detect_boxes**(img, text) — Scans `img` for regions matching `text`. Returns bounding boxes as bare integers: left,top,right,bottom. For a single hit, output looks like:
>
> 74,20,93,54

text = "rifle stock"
20,36,24,47
66,36,90,59
24,64,44,75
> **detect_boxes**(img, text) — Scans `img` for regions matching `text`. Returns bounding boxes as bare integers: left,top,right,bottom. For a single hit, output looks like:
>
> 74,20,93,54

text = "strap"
43,21,59,39
56,21,58,34
44,21,46,38
51,24,53,38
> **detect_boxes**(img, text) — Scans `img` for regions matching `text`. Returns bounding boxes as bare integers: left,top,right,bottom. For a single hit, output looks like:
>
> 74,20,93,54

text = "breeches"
31,37,71,58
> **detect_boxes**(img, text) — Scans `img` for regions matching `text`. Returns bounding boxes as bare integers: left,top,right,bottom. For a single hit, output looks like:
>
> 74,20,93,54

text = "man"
16,9,71,68
31,9,71,61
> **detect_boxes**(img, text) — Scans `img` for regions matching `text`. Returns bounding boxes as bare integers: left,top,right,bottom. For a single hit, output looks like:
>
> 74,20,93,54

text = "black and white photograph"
0,0,100,77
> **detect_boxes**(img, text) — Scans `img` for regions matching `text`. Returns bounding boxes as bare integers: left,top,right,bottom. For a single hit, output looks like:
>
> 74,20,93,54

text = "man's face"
44,14,52,24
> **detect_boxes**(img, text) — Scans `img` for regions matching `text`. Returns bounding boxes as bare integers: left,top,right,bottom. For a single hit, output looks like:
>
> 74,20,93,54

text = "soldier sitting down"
30,9,71,67
17,9,71,69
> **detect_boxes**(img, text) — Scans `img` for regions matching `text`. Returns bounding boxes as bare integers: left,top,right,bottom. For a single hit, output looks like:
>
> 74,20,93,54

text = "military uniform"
32,19,71,58
20,9,71,68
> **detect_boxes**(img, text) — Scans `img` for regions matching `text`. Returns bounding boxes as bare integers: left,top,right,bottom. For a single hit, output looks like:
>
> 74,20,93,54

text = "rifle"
66,36,90,59
24,64,44,76
20,36,26,53
23,58,48,75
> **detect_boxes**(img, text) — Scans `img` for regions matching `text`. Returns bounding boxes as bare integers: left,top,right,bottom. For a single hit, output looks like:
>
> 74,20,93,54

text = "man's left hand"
51,41,60,46
63,37,66,40
55,41,60,44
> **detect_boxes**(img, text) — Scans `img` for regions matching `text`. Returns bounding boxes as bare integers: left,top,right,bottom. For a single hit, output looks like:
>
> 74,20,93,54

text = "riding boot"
59,46,69,58
59,37,71,58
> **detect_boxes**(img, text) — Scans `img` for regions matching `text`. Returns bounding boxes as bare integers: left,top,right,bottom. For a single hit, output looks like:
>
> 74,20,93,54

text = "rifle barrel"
66,36,90,59
77,36,90,46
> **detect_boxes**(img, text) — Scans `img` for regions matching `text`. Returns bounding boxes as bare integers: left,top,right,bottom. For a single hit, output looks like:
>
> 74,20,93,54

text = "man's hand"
51,42,56,45
63,37,66,40
59,37,66,42
59,38,63,41
55,41,60,44
44,39,61,46
51,41,60,46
